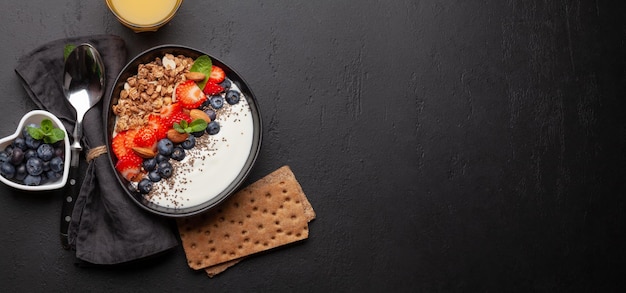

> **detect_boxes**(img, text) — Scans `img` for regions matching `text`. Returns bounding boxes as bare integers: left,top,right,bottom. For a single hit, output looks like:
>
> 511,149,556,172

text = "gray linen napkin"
15,35,178,265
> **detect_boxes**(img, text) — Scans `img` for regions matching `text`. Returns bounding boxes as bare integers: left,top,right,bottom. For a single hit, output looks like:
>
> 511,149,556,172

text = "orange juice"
106,0,182,32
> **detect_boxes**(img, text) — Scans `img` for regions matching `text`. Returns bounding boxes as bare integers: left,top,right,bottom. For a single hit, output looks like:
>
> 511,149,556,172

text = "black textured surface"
1,1,625,291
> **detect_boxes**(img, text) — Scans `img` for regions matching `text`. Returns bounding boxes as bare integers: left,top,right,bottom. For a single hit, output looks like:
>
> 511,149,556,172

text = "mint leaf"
27,126,45,140
64,44,76,61
189,119,208,132
40,119,54,133
190,55,212,90
48,129,66,144
27,119,65,144
173,123,185,133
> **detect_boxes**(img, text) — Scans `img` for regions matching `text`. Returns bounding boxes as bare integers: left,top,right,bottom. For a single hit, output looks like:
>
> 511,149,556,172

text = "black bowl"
104,45,262,217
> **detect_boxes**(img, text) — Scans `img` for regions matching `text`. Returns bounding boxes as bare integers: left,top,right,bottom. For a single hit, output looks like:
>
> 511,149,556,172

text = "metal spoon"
60,43,105,249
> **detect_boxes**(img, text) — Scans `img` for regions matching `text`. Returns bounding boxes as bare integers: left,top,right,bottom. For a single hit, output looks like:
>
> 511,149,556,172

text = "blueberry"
15,164,27,181
225,90,241,105
22,124,37,137
23,174,41,186
156,154,169,163
37,144,54,161
26,157,44,176
201,98,212,109
54,147,64,160
181,136,196,149
1,162,16,179
42,160,51,172
46,170,62,182
209,96,225,109
206,121,220,135
25,136,41,150
158,161,173,178
204,109,217,121
142,158,157,171
49,156,64,173
10,148,24,165
171,147,185,161
13,137,27,150
137,178,153,194
157,139,174,156
24,149,38,160
219,79,231,91
4,145,14,157
191,130,204,137
148,170,162,182
0,152,9,164
39,172,50,185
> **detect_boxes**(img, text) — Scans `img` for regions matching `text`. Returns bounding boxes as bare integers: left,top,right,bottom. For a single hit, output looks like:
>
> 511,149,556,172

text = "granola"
112,54,195,132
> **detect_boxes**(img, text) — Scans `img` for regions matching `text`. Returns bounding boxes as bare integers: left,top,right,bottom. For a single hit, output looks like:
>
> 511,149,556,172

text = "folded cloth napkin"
15,35,178,265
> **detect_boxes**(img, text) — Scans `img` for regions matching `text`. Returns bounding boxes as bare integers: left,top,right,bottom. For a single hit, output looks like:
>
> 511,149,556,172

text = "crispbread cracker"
177,166,315,273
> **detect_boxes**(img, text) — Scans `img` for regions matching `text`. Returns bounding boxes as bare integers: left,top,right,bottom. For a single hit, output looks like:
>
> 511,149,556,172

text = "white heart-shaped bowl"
0,110,70,191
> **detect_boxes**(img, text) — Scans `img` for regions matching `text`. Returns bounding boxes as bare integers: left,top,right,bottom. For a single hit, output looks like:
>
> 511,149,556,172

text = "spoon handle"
60,162,80,249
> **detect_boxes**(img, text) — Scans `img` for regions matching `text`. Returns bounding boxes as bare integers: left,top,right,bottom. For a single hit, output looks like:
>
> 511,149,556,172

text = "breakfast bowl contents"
105,45,262,217
0,110,70,191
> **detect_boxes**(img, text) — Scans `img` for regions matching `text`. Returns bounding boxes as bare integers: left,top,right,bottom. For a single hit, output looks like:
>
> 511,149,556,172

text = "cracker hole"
285,196,291,202
213,224,219,228
265,192,272,198
210,248,216,252
271,212,276,216
296,233,302,237
263,242,269,247
208,240,214,244
219,217,225,222
291,214,297,220
254,240,260,245
296,200,301,204
277,229,283,233
275,220,280,225
196,261,202,266
258,224,264,230
271,236,276,240
204,230,210,236
224,233,230,239
246,214,251,218
282,189,288,194
279,205,284,209
241,230,247,235
230,252,236,257
238,221,243,226
190,243,196,249
262,208,268,214
234,202,240,208
286,231,293,236
230,220,235,224
250,198,255,203
238,245,243,250
222,251,227,255
279,181,285,185
244,238,250,243
253,206,258,211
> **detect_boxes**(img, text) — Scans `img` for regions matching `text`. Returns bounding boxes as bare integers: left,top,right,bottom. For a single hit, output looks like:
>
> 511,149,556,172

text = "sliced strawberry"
123,129,138,149
112,131,129,160
209,65,225,83
115,153,143,181
176,80,207,109
160,102,183,120
203,81,224,96
147,114,169,140
133,126,157,149
167,111,191,127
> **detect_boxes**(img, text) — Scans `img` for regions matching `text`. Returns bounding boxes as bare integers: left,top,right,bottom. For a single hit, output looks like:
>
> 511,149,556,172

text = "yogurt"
141,82,254,209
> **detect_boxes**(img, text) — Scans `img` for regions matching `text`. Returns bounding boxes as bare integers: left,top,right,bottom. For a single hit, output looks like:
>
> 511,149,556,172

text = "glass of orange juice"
105,0,183,32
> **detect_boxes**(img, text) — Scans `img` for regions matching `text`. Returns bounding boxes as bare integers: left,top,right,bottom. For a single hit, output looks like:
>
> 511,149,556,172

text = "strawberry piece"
167,111,191,127
203,81,224,96
112,131,129,160
160,102,183,120
133,127,157,149
209,65,225,83
124,129,138,150
115,153,143,181
147,114,169,140
176,80,206,109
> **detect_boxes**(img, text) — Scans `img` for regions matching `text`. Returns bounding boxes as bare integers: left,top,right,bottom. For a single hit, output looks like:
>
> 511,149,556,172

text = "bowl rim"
104,44,263,217
0,110,71,191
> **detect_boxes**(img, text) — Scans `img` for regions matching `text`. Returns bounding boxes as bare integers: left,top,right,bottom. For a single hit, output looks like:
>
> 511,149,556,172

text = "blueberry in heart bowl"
0,110,70,191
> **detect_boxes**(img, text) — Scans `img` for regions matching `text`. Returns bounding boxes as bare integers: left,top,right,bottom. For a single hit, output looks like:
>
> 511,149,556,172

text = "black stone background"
0,1,625,291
